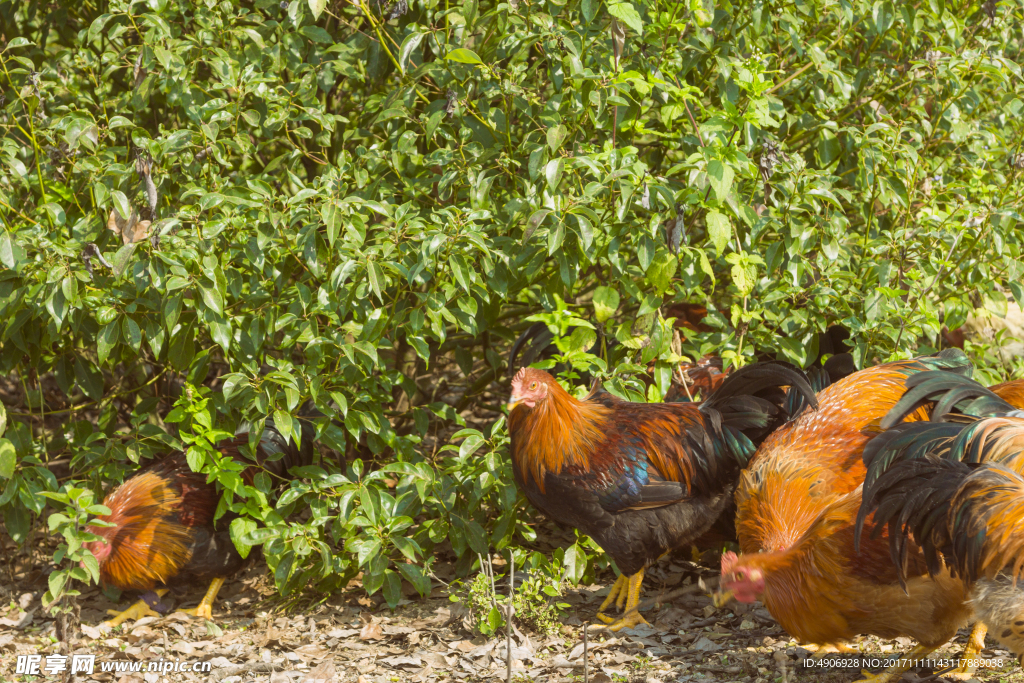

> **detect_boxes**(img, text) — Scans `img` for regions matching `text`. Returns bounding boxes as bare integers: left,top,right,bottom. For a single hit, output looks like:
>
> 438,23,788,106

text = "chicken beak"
712,589,734,608
506,397,521,412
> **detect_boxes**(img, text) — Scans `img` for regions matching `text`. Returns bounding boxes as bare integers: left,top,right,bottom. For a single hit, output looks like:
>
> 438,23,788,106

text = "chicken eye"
529,382,537,390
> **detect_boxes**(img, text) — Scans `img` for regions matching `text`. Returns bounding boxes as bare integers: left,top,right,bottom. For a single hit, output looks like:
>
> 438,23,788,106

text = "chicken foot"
853,643,936,683
809,642,860,658
176,577,224,621
596,569,649,631
944,622,988,680
101,589,170,630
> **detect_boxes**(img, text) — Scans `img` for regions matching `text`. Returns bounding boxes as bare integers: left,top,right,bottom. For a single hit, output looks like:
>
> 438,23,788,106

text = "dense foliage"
0,0,1022,610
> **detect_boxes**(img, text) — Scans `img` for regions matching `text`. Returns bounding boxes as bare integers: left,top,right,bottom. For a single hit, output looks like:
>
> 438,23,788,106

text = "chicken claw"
602,608,651,632
944,622,988,680
100,589,169,630
595,574,630,622
596,570,649,631
175,577,224,622
810,642,859,659
852,644,936,683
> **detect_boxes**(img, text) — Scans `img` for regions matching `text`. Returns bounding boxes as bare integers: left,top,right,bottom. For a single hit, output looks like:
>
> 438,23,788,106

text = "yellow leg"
854,643,936,683
100,589,169,630
175,577,224,621
595,574,629,624
945,622,988,680
810,642,860,659
602,570,650,632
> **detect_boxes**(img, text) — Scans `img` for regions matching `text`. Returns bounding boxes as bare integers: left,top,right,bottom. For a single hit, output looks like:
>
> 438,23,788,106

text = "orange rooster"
84,418,314,630
857,376,1024,668
714,349,982,683
507,362,816,630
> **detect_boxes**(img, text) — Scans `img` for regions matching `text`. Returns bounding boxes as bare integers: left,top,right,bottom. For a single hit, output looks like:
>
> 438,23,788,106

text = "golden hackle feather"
962,417,1024,472
508,371,611,493
90,471,193,591
735,463,835,553
951,465,1024,585
990,379,1024,411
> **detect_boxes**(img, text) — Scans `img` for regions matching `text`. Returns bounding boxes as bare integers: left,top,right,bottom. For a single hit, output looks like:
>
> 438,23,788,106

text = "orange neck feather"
509,382,610,493
736,465,834,553
87,471,193,591
733,492,860,642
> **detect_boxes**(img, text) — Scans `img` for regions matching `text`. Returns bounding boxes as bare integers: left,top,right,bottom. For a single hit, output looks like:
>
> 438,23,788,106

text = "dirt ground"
2,541,1022,683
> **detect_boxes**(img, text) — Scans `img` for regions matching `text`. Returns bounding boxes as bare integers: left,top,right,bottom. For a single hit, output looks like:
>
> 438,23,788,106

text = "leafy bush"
0,0,1021,609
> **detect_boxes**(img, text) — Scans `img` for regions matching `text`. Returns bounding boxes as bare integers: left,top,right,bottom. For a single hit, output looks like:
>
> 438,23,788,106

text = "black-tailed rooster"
507,362,816,630
84,418,314,630
858,372,1024,668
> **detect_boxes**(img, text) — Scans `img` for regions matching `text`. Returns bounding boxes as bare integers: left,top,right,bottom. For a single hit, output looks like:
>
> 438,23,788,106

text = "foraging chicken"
84,418,315,629
714,349,981,683
507,362,816,630
858,412,1024,668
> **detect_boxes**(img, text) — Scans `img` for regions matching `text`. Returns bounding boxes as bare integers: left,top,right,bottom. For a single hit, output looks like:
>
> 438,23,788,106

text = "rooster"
507,361,817,630
84,418,315,630
854,372,1024,669
714,349,982,683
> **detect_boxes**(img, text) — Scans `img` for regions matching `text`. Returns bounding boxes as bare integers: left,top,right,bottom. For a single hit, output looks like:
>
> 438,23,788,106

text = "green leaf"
446,48,483,65
562,542,587,584
0,439,15,479
81,550,100,584
308,0,328,19
546,124,567,153
706,210,731,256
593,286,620,323
273,409,295,445
123,317,143,353
523,209,551,243
48,571,68,602
111,243,138,278
707,160,734,201
397,563,432,596
0,231,15,269
0,398,6,438
607,3,643,34
545,158,564,189
399,32,425,74
200,283,224,315
367,260,385,301
97,321,120,365
382,569,402,607
299,25,333,44
230,517,257,559
582,0,600,22
110,190,132,224
647,251,678,295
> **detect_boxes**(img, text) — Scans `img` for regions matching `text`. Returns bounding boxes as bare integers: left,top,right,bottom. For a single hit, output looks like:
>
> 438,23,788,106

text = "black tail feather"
855,454,973,589
881,369,1011,430
703,361,816,445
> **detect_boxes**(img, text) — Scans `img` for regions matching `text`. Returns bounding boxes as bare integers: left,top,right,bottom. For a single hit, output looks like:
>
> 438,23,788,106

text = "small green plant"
628,654,653,683
39,486,110,615
450,551,572,636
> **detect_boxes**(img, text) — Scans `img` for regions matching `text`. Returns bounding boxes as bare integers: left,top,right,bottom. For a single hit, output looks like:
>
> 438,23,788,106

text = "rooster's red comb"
720,551,739,574
512,367,527,385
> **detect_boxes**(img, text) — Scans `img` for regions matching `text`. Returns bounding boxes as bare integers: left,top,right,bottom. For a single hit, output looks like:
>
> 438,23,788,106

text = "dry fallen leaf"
359,621,382,640
302,659,336,683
